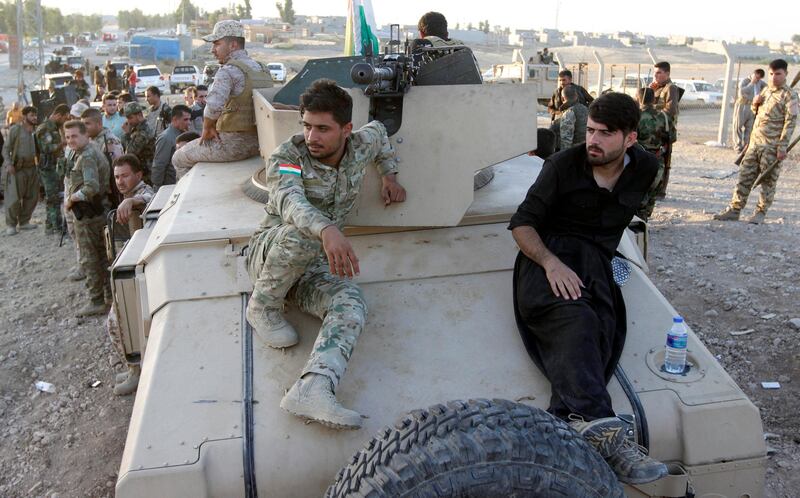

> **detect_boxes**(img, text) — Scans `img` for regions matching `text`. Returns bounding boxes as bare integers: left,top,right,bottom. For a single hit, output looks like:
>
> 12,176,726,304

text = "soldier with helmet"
172,20,274,178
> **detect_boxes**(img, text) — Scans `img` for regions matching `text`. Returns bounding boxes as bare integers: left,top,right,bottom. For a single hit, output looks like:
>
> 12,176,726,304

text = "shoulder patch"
278,163,302,176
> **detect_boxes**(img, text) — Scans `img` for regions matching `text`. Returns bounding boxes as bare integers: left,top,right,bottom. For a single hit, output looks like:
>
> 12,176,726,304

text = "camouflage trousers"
730,143,783,213
247,224,368,389
106,303,138,367
4,165,39,227
37,166,63,230
172,132,260,179
636,154,665,221
73,214,111,303
63,179,81,268
731,102,754,153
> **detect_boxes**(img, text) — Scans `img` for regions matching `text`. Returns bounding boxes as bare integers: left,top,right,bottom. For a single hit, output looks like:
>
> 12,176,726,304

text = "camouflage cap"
123,102,145,116
202,20,245,42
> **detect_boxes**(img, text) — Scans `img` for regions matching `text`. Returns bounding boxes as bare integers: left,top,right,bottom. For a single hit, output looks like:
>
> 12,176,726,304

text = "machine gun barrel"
351,63,397,85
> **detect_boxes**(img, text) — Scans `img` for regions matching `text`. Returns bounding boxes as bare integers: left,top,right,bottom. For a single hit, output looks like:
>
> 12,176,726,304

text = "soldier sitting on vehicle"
246,79,406,430
416,11,463,48
510,92,668,484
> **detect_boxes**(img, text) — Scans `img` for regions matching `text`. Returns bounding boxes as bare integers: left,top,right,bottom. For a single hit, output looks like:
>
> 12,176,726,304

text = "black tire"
326,399,623,498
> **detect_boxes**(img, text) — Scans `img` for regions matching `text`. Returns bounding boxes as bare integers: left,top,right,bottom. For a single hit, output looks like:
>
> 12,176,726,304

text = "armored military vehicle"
110,40,766,497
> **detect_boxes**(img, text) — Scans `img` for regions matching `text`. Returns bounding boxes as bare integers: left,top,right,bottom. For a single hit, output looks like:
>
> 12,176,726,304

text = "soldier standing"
144,86,171,138
714,59,799,224
71,70,91,101
636,87,672,220
34,104,71,234
81,107,124,195
246,80,406,429
731,69,766,153
2,105,39,235
121,102,155,183
152,104,191,190
556,85,589,151
172,20,273,178
63,120,112,316
650,61,680,198
547,69,593,122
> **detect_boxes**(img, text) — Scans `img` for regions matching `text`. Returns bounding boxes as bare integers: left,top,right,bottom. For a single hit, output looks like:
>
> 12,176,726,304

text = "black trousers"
512,238,627,421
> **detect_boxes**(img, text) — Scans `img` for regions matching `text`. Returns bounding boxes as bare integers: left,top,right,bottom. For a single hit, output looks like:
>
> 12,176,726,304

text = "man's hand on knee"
321,225,360,279
543,256,584,300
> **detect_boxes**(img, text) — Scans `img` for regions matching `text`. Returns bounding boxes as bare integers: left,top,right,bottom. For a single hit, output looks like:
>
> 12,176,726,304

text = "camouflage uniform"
93,127,124,164
145,102,171,138
71,79,90,100
2,122,39,228
247,121,398,388
652,79,680,197
558,102,588,150
35,118,66,231
172,49,271,178
67,142,112,304
728,84,799,214
636,106,671,220
547,84,593,121
122,120,155,183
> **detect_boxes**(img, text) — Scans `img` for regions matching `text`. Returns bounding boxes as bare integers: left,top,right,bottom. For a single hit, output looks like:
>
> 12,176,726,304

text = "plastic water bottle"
664,316,688,374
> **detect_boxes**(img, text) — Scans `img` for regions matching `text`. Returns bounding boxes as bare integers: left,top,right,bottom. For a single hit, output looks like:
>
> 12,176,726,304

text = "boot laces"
617,438,651,463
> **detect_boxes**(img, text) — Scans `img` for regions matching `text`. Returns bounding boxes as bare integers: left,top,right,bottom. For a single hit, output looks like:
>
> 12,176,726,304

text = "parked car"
110,60,134,75
36,72,74,91
169,65,202,92
673,79,723,105
266,62,287,83
0,41,8,53
66,56,84,72
134,65,170,95
56,45,80,57
589,74,653,98
95,44,110,56
22,51,57,69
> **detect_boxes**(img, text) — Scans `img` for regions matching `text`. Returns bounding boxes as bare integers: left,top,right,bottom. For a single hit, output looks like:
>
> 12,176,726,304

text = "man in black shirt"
509,92,667,484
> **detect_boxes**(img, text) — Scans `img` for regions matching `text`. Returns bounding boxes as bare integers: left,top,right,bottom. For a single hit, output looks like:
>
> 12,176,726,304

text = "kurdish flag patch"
278,163,302,176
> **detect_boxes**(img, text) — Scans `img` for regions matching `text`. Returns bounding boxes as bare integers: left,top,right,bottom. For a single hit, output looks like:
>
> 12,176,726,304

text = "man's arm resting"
511,225,584,300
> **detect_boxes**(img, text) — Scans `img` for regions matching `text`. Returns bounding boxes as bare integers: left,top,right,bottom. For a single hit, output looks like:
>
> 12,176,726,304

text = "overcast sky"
43,0,799,43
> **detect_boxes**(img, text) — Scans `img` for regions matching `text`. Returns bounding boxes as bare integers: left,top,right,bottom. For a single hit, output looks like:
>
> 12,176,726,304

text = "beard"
586,143,626,167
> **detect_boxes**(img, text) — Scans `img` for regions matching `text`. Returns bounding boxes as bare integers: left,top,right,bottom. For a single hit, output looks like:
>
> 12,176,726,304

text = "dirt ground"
1,42,799,497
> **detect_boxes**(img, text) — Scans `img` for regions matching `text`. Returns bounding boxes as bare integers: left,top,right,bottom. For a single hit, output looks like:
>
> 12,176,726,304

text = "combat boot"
246,301,298,348
113,366,140,396
5,227,17,236
68,267,86,281
570,415,668,484
280,373,363,430
747,210,766,225
18,223,38,230
75,299,108,317
712,207,740,221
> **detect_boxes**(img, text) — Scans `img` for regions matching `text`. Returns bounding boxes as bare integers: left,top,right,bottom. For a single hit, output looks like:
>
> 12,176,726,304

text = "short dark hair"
535,128,556,159
170,104,191,119
654,61,671,72
418,12,448,38
118,92,133,103
63,120,87,134
637,87,655,105
102,93,117,103
22,105,37,116
145,86,161,97
299,79,353,126
53,104,71,116
769,59,788,72
224,36,245,49
558,69,573,79
81,107,103,123
196,85,208,92
176,131,200,144
563,85,578,100
754,68,765,78
588,92,640,135
114,153,143,174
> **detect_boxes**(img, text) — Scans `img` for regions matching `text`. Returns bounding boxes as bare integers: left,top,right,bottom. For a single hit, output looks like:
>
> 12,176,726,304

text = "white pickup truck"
169,65,202,93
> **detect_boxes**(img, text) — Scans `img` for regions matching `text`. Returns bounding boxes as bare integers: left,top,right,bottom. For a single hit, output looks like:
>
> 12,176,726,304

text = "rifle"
58,192,67,247
752,133,800,188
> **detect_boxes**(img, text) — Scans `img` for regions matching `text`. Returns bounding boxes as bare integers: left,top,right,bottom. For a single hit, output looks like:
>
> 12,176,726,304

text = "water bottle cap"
673,316,684,323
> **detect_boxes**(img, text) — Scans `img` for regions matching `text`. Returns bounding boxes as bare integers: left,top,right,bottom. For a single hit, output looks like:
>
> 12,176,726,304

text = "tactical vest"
216,60,273,133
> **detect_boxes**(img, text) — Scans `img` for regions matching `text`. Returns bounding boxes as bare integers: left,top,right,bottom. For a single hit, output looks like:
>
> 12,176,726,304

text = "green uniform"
2,123,39,228
72,79,90,100
67,143,111,304
730,84,799,214
558,102,588,150
652,79,680,197
35,118,65,230
122,120,155,183
247,120,399,388
636,106,671,220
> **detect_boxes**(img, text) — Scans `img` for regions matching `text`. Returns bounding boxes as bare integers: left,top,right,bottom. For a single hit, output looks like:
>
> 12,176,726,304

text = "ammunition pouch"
71,196,105,221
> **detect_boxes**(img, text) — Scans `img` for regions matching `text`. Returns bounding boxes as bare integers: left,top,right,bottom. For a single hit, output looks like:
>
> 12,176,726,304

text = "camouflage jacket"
653,79,680,121
637,106,671,153
751,84,799,151
559,102,588,149
258,120,399,238
66,142,111,205
126,180,155,205
93,128,124,165
34,118,63,169
122,120,155,168
547,84,593,118
71,80,90,100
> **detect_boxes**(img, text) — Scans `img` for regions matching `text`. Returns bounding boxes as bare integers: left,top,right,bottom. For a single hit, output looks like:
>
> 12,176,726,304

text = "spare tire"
325,399,623,498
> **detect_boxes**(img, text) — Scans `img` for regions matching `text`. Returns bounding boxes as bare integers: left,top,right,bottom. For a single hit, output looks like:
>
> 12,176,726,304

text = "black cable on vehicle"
240,292,258,498
614,364,650,450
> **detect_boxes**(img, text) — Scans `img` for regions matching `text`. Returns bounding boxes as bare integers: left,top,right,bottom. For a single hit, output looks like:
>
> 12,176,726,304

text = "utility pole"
16,0,25,103
37,0,44,90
